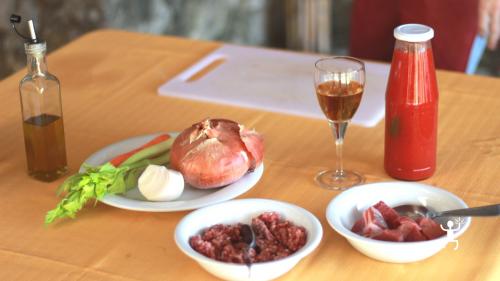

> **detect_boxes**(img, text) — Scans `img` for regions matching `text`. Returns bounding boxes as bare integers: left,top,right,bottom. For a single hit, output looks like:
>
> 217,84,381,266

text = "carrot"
110,134,171,167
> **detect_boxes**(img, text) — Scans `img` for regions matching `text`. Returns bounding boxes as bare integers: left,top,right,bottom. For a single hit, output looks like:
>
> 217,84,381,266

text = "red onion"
170,118,264,189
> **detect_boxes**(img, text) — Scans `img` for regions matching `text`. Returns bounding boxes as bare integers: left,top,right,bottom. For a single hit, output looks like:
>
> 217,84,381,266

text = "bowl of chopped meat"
174,198,323,281
326,181,471,263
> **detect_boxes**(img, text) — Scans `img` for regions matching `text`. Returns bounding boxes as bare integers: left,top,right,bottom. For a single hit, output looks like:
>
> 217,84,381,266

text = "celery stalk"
45,138,174,225
120,137,174,167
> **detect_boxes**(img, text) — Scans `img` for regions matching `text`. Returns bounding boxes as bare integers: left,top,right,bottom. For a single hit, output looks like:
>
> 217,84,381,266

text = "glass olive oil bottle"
12,15,68,181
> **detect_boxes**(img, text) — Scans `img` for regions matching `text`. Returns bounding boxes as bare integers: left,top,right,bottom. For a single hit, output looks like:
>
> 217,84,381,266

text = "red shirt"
349,0,478,72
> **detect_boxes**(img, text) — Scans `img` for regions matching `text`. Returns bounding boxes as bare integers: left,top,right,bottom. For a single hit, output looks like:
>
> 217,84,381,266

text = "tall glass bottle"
384,24,439,180
18,23,68,182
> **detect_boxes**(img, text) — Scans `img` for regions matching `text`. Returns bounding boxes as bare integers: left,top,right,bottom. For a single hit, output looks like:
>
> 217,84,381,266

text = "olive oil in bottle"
12,15,68,181
23,114,67,181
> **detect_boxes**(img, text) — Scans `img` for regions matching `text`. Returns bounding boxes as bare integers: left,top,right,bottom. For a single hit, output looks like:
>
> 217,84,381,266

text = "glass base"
28,166,68,182
315,170,364,191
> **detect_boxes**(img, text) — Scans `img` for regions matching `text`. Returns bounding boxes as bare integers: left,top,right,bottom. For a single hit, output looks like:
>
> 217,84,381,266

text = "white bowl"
326,181,471,263
175,198,323,281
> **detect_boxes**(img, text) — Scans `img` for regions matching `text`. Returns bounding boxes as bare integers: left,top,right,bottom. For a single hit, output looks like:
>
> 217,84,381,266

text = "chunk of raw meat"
405,226,428,242
350,201,445,242
351,219,365,234
372,229,404,242
351,207,388,238
397,217,426,242
374,201,401,228
418,217,446,240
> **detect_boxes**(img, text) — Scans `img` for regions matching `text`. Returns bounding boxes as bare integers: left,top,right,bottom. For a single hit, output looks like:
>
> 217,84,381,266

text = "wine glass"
314,56,365,190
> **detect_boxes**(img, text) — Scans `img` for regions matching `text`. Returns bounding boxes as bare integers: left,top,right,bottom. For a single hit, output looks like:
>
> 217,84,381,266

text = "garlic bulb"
138,165,184,201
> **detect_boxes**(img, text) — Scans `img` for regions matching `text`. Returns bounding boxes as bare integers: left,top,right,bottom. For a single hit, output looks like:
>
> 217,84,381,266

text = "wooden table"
1,30,499,281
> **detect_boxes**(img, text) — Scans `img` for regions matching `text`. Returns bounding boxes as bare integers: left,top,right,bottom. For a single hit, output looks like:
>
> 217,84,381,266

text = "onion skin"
171,119,264,189
240,127,264,170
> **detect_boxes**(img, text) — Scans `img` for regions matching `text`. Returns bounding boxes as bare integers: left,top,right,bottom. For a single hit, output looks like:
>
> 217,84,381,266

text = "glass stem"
329,120,348,178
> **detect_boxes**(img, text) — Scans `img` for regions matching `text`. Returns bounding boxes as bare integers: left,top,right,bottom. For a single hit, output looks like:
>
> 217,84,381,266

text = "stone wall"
0,0,498,79
1,0,279,79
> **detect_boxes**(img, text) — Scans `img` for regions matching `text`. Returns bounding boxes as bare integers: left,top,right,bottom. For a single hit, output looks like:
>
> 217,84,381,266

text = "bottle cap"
394,24,434,42
24,41,46,55
10,14,44,44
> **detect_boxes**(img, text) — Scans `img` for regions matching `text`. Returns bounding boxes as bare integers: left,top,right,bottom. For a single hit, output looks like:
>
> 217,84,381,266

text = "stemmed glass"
314,56,365,190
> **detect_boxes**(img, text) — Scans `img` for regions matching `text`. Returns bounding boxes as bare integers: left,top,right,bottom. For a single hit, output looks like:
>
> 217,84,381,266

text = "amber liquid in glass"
316,81,364,121
23,114,67,182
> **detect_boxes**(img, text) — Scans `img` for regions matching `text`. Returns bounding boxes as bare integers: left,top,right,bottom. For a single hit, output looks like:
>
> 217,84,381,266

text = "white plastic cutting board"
158,44,389,127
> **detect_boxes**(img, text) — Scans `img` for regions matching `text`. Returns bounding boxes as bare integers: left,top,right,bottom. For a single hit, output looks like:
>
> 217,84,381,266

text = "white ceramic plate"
82,133,264,212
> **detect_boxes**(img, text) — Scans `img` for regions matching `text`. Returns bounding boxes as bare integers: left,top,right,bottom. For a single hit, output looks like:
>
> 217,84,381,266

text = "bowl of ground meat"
175,199,323,281
326,182,471,263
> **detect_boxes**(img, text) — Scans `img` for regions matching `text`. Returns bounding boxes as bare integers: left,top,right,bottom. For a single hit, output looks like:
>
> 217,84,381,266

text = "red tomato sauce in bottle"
385,24,439,180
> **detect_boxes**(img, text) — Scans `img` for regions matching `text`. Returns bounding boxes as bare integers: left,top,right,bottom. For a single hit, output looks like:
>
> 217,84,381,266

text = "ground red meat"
189,212,307,264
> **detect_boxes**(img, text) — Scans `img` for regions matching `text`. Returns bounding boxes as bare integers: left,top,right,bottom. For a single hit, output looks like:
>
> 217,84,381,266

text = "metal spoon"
394,203,500,227
240,224,256,268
